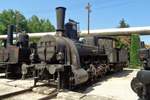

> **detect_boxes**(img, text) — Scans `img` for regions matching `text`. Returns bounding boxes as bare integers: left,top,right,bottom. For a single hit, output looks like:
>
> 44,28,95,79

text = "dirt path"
84,68,139,100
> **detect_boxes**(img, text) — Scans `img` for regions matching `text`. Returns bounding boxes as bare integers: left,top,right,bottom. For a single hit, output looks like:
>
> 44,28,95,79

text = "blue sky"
0,0,150,43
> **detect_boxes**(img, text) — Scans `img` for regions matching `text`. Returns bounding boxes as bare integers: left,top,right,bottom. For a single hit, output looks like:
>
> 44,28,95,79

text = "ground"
84,68,139,100
0,68,139,100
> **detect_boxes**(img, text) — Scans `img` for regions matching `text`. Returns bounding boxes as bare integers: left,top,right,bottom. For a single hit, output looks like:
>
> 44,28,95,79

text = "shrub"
130,34,141,68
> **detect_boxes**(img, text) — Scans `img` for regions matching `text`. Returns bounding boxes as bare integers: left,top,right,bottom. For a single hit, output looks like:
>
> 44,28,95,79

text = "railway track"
0,85,58,100
0,88,32,99
0,75,58,100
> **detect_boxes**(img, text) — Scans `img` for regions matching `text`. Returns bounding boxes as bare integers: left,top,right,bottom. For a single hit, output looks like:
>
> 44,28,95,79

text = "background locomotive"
0,7,128,90
0,25,31,78
131,48,150,100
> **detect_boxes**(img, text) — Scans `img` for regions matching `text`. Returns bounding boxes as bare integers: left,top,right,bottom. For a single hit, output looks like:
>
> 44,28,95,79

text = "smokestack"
56,7,66,36
7,25,15,46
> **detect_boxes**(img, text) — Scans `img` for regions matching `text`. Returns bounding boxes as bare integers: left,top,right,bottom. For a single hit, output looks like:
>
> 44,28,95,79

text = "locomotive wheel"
131,77,143,98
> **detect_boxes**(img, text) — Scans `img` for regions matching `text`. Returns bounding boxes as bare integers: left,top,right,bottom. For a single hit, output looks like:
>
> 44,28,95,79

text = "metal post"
86,3,91,34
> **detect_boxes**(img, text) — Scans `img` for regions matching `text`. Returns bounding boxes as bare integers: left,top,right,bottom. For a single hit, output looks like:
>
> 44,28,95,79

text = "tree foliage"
118,18,130,28
0,9,27,34
0,9,55,35
116,38,128,49
130,34,141,68
116,18,130,49
27,16,55,33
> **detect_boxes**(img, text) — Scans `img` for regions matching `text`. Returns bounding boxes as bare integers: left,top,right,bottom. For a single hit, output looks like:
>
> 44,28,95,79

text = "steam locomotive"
29,7,128,89
131,48,150,100
0,7,128,90
0,25,31,78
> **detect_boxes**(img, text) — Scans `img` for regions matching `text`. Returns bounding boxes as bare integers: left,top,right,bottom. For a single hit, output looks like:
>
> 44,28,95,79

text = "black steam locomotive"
131,48,150,100
28,7,128,89
0,7,128,90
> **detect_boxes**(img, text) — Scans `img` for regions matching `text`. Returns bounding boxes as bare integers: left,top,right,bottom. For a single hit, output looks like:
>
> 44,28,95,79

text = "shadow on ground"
107,69,134,78
83,69,134,93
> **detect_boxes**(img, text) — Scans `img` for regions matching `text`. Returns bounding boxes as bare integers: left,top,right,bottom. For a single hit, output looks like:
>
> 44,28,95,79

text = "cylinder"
56,7,66,36
7,25,15,46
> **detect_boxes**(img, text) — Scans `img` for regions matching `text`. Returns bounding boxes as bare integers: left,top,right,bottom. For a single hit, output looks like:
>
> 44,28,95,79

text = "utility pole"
85,3,91,34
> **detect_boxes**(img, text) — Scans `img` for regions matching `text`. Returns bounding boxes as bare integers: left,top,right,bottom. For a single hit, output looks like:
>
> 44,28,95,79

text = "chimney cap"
56,7,66,10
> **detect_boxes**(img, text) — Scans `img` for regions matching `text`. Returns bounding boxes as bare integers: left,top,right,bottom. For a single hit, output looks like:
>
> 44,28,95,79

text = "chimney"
56,7,66,36
7,25,15,46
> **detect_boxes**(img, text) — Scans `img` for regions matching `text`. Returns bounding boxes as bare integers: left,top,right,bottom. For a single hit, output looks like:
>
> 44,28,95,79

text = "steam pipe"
1,26,150,39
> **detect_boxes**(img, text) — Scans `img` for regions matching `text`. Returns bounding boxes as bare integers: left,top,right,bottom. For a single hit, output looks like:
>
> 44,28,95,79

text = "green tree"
27,15,41,33
119,18,130,28
116,18,130,49
41,19,55,32
27,15,55,33
0,9,27,34
0,9,55,35
130,34,141,68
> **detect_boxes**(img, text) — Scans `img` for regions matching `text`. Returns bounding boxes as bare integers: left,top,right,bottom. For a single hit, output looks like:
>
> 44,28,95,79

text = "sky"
0,0,150,43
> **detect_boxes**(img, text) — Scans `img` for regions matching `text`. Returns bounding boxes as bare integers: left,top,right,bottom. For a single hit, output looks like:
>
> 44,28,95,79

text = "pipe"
1,26,150,39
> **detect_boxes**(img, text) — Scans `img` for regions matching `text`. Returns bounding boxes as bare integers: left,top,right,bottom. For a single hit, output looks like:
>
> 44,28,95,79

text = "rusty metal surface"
119,49,128,63
7,45,19,64
0,47,8,62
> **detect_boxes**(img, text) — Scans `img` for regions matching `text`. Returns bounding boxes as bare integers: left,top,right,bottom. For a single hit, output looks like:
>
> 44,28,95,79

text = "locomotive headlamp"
56,52,64,61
